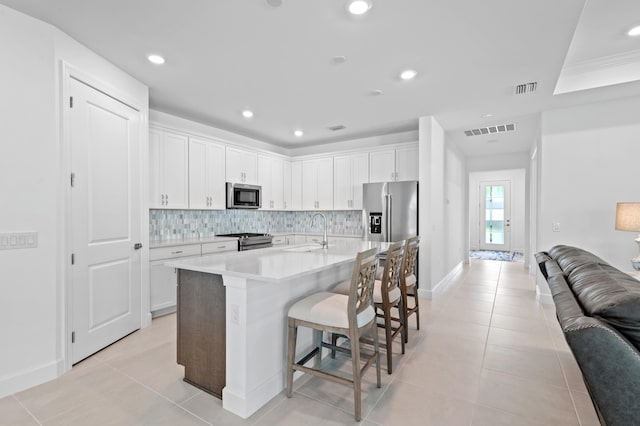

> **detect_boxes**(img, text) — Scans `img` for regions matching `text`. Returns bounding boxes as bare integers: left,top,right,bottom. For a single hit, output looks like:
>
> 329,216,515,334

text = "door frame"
478,180,511,251
60,62,150,372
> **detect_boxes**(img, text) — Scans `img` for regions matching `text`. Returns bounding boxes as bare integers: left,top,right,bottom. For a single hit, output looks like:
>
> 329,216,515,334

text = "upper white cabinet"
283,162,292,210
369,145,418,183
290,161,303,210
226,146,257,185
258,154,284,210
334,153,369,210
149,128,189,209
189,137,226,209
395,145,419,181
302,157,333,210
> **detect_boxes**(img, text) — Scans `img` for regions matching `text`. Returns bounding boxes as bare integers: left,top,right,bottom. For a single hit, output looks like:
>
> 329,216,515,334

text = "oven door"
226,183,262,209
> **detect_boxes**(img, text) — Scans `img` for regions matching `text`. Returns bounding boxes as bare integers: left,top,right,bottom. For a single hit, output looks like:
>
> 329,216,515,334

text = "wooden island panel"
177,269,226,398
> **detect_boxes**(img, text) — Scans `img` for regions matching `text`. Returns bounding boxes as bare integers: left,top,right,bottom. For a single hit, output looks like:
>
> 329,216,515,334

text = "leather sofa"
535,245,640,426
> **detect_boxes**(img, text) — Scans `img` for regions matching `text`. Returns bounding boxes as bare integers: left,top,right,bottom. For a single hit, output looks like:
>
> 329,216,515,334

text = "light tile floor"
1,259,600,425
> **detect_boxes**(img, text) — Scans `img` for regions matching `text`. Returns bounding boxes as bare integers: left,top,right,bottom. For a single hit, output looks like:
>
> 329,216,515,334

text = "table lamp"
615,202,640,270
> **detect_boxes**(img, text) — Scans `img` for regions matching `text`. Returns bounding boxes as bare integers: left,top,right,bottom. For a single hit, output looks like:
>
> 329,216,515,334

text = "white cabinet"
149,129,189,208
369,145,419,183
283,162,293,211
302,157,333,210
149,240,237,316
334,153,369,210
290,161,303,210
189,137,225,209
368,149,395,183
395,145,419,181
226,146,258,184
149,244,201,316
258,154,284,210
201,240,238,254
272,235,288,245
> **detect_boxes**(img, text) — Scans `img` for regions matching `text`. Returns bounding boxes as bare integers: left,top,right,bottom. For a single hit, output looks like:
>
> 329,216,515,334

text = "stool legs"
286,320,297,398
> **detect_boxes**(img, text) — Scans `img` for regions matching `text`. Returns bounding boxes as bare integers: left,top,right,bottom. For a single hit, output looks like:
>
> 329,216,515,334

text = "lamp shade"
615,202,640,232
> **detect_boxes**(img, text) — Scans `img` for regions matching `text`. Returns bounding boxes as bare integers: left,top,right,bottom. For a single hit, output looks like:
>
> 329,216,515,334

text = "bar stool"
373,240,406,373
401,236,420,343
330,240,406,374
285,247,381,422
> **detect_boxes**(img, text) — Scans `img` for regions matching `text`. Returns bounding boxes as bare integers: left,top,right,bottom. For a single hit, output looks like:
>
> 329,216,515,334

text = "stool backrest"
380,240,406,303
348,247,379,322
402,236,420,282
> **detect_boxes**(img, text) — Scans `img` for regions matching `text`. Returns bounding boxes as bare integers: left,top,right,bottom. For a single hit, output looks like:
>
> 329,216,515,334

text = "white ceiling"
3,0,640,156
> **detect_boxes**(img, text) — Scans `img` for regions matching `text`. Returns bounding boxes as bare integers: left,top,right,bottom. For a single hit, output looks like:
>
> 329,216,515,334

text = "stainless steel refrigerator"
363,181,418,242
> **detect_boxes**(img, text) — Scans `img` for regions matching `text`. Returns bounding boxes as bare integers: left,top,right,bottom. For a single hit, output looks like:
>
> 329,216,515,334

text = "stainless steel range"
217,233,273,251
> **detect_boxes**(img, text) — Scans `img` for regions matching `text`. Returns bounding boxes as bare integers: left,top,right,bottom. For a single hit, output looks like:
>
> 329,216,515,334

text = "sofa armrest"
535,252,552,278
563,317,640,426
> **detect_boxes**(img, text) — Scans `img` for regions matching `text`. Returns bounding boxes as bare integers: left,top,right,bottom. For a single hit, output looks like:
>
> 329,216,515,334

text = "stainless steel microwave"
226,183,262,209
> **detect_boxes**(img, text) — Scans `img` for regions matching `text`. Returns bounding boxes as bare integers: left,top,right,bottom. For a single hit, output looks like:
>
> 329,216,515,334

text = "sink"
283,244,325,252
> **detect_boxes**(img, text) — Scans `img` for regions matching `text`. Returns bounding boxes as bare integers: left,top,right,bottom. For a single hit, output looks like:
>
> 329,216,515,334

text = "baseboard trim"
418,261,464,300
536,285,554,305
0,359,63,398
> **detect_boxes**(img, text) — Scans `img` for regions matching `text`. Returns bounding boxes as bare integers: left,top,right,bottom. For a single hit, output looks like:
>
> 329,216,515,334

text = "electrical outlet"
231,304,240,325
552,223,561,232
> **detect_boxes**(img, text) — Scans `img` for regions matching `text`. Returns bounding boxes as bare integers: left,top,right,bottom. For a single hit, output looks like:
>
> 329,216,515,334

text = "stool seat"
373,280,400,304
288,292,375,329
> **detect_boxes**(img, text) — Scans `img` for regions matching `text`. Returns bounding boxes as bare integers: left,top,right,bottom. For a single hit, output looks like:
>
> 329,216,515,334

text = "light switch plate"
0,232,38,250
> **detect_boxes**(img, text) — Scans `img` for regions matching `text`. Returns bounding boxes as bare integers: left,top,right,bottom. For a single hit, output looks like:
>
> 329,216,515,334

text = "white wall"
538,96,640,288
0,4,148,397
469,169,526,253
0,5,59,396
418,116,467,296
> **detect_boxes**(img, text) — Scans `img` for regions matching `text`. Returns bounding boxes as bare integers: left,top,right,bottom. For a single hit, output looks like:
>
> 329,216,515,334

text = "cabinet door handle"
171,250,183,254
166,194,169,204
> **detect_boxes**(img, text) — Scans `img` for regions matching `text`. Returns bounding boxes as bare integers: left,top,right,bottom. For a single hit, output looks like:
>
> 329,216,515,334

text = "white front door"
70,77,141,364
479,181,511,252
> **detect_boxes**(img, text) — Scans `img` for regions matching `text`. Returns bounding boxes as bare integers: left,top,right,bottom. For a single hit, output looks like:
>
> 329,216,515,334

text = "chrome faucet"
311,212,329,249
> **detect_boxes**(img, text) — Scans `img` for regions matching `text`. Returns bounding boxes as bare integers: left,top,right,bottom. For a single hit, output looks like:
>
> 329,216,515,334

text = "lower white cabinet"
272,235,288,245
149,260,180,316
149,240,236,317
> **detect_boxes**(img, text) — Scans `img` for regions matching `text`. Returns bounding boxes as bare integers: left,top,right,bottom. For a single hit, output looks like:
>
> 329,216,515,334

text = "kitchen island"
166,239,390,419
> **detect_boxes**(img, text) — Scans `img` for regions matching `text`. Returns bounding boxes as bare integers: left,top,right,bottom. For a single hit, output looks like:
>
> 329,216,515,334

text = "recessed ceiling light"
628,26,640,36
481,114,494,118
332,56,347,64
294,130,304,137
147,54,165,65
347,0,372,15
400,69,417,80
242,110,254,118
370,89,383,96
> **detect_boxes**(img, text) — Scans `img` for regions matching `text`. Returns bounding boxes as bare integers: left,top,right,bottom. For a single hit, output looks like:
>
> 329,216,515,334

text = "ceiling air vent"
464,123,516,137
514,81,538,95
328,125,346,131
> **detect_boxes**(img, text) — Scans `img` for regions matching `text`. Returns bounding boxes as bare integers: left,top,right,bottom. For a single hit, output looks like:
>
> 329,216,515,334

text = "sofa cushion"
567,262,640,350
548,245,610,275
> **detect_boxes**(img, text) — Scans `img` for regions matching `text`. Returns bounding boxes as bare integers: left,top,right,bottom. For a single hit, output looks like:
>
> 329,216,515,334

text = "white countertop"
166,239,390,282
150,233,363,249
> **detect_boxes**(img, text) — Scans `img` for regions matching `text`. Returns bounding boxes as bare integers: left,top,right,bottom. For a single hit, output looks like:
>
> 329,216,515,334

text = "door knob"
134,243,143,250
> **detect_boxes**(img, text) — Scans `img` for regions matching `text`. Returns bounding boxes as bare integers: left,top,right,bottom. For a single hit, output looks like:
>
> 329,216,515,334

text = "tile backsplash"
149,209,364,241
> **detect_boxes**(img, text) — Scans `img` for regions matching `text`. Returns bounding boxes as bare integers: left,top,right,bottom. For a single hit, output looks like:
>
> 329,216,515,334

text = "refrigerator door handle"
385,194,392,241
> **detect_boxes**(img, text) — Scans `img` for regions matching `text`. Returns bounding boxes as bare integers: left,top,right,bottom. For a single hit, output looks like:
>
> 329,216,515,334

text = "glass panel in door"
479,181,510,251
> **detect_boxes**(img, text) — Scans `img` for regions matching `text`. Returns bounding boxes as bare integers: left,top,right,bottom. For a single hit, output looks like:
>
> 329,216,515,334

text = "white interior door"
479,181,511,251
70,77,141,364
